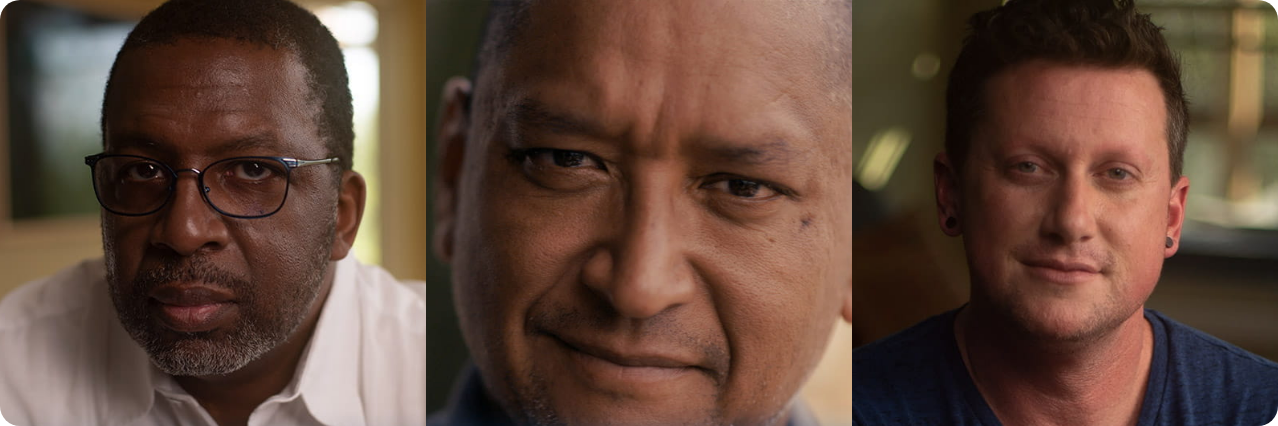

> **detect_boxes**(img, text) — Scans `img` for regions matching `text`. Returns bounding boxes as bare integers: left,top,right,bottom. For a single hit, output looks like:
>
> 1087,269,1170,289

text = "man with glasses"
0,0,425,425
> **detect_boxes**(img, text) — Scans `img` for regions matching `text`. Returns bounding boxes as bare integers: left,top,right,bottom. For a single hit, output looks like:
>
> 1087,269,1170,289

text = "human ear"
330,170,367,260
432,77,472,263
1164,175,1189,257
841,278,852,323
934,152,962,237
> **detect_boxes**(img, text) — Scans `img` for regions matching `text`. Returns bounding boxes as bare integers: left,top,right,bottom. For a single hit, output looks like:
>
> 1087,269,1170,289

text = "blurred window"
3,1,132,220
1145,1,1278,233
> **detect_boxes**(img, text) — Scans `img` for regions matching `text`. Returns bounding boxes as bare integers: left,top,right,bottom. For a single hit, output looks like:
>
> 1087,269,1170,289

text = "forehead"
978,61,1167,157
483,0,849,160
104,38,318,157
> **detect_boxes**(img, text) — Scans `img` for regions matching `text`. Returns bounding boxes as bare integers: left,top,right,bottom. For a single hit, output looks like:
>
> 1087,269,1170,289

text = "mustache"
132,254,250,295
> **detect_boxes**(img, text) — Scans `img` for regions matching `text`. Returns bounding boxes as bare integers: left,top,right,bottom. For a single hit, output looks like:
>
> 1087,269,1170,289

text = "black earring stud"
946,217,957,229
1165,236,1174,248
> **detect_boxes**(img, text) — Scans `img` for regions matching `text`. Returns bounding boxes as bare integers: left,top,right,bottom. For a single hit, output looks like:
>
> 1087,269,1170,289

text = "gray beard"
103,220,333,377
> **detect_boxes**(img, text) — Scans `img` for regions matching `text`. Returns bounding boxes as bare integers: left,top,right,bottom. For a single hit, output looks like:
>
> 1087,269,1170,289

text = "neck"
955,304,1154,426
174,265,335,426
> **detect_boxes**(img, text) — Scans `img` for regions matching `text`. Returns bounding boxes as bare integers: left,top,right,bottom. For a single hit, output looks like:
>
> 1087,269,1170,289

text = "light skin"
434,1,851,425
102,38,365,426
934,60,1189,426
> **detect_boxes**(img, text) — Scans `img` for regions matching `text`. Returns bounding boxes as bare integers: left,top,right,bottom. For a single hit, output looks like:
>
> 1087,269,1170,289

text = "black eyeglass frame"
84,153,340,219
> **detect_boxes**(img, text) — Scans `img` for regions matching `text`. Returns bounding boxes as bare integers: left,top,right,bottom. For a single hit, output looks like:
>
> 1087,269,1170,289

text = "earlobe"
432,77,473,264
841,287,852,323
330,171,367,260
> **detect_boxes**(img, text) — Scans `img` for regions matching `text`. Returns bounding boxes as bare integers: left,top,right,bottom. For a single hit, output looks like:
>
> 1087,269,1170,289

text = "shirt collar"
295,254,366,426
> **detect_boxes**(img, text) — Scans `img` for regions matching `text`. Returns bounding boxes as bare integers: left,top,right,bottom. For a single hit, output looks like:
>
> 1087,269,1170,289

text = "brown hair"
946,0,1188,182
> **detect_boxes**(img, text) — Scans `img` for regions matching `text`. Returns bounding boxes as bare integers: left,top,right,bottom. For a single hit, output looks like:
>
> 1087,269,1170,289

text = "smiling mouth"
543,332,714,387
1021,260,1102,284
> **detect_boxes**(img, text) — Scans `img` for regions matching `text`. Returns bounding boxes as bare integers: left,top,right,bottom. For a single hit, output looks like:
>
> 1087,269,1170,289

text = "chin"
998,294,1134,342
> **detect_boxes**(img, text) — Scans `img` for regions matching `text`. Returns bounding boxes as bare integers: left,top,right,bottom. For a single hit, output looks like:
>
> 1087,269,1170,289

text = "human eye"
1105,167,1132,180
702,176,785,200
1003,159,1053,185
506,148,609,191
513,148,606,170
121,161,165,182
222,159,285,182
700,173,796,203
1014,161,1040,174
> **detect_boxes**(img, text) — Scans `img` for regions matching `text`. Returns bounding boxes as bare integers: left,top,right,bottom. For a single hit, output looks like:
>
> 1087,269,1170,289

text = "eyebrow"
506,98,801,167
107,133,282,157
701,140,797,167
212,135,281,156
507,98,613,140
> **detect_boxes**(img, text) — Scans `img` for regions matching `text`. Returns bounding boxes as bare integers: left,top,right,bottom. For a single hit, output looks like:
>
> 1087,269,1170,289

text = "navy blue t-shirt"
853,308,1278,425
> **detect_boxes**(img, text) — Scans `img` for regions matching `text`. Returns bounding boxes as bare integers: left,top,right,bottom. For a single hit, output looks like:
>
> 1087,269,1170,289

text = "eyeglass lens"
92,156,291,217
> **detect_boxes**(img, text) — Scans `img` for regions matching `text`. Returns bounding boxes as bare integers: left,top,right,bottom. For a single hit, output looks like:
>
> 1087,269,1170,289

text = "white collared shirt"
0,255,426,426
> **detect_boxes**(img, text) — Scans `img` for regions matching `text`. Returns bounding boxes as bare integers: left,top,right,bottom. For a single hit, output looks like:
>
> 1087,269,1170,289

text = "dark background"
425,0,486,414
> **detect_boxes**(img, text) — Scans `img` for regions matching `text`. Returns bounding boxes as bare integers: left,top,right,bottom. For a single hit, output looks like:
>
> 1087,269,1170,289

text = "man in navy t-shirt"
854,0,1278,424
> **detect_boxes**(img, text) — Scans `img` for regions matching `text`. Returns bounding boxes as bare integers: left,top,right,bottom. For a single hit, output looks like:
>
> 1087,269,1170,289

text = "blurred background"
854,0,1278,362
425,1,851,424
0,0,427,291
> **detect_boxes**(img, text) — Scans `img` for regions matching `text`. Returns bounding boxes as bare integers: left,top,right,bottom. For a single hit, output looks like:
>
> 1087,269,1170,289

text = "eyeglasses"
84,153,339,219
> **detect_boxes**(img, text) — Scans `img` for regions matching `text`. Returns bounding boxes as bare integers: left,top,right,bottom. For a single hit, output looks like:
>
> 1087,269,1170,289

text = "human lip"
149,285,237,332
149,285,235,306
1021,258,1102,283
546,332,707,384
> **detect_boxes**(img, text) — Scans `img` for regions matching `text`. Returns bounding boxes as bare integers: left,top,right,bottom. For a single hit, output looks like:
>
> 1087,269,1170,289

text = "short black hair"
946,0,1187,182
102,0,354,172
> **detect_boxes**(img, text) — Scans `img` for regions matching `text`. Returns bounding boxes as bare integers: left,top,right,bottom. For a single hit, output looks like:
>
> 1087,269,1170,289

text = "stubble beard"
103,218,334,377
985,277,1135,345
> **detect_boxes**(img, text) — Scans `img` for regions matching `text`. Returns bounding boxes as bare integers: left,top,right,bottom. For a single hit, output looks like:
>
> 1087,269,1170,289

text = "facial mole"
800,216,813,229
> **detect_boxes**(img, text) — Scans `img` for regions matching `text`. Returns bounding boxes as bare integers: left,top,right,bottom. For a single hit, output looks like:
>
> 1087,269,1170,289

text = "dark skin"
103,38,365,426
434,1,852,425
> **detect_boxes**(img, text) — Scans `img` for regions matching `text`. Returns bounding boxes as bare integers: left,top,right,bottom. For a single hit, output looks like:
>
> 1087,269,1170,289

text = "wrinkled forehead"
103,38,321,158
477,0,848,161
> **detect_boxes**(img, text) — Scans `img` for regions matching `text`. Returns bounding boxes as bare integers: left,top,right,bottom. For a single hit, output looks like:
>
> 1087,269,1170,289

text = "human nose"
1042,173,1097,245
150,170,229,256
581,188,697,319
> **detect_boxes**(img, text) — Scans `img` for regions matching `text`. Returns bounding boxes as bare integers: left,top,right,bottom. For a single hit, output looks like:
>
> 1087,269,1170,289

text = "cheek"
962,181,1041,278
1102,199,1168,293
102,216,155,282
707,218,841,420
450,165,602,367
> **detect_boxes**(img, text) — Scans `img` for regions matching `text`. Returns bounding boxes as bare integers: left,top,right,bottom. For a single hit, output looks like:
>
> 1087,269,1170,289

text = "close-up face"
942,61,1188,340
440,1,852,425
101,38,343,377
